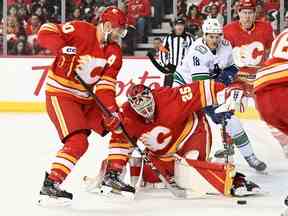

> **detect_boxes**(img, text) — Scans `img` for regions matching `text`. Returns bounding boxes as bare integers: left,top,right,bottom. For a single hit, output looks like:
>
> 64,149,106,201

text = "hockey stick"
74,72,187,198
221,118,229,164
147,53,169,74
220,117,234,164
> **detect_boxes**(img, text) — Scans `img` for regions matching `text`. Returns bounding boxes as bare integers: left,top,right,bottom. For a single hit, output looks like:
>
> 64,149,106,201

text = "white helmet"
202,18,223,34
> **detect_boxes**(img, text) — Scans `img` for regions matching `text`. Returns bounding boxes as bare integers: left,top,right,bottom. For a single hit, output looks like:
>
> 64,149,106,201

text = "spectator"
206,2,224,26
151,0,164,29
10,39,31,55
68,7,83,21
186,4,203,39
146,37,162,58
126,0,151,43
255,1,266,21
122,3,137,55
177,0,187,17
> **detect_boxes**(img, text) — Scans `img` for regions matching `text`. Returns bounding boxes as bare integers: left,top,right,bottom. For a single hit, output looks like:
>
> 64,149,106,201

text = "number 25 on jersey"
179,86,193,102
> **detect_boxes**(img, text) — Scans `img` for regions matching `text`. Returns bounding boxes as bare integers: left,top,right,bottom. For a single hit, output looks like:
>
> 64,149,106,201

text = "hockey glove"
215,65,239,86
103,112,123,134
204,105,233,125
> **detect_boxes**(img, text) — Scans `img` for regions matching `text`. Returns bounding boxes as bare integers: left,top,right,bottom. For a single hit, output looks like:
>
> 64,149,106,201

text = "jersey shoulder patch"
194,44,208,55
221,39,230,47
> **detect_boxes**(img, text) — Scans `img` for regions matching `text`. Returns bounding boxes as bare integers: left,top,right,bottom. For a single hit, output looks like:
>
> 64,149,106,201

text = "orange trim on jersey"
199,81,206,107
67,55,76,77
240,23,255,33
110,142,131,149
46,85,93,101
101,76,117,83
57,152,77,164
52,163,70,175
39,23,59,33
159,156,175,162
51,96,69,137
254,69,288,89
107,154,129,161
210,80,217,104
166,114,194,155
48,71,87,91
95,84,116,92
203,117,211,160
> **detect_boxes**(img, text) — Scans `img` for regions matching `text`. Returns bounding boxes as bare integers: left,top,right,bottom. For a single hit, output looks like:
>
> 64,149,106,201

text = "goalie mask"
127,84,155,121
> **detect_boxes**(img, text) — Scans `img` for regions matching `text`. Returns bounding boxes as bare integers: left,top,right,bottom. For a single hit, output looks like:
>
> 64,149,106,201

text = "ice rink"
1,113,288,216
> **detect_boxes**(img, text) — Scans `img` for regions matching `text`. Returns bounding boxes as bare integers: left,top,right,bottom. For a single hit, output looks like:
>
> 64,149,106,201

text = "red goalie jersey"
107,80,225,168
37,21,122,109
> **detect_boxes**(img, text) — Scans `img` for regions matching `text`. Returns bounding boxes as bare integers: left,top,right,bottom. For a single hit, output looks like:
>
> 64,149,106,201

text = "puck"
237,199,247,205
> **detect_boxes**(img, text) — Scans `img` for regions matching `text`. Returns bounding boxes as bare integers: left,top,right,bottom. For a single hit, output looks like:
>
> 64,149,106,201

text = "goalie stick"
74,71,187,199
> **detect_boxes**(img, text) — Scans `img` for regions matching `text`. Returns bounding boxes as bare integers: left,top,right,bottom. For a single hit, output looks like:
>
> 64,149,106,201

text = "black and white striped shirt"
160,32,193,67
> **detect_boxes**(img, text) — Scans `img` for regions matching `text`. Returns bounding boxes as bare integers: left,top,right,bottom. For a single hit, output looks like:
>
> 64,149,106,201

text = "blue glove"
203,105,233,125
215,65,239,86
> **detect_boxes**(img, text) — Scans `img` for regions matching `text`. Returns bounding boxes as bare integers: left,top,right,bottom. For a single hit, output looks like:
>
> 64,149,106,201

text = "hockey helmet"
127,84,155,121
202,18,223,35
99,6,127,38
238,0,256,11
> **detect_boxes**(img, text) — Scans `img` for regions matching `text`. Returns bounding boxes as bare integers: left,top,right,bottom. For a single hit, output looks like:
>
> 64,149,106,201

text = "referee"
159,17,193,86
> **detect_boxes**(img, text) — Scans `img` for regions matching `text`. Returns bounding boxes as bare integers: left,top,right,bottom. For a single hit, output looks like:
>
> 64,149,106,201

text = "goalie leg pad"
175,158,235,196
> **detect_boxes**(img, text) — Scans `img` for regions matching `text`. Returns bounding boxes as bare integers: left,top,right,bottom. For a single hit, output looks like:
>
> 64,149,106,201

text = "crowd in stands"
0,0,287,56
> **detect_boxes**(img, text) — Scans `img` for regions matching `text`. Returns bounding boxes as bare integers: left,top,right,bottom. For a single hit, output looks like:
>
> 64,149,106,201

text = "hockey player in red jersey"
225,0,288,158
37,6,128,205
91,81,260,198
254,28,288,206
214,0,280,164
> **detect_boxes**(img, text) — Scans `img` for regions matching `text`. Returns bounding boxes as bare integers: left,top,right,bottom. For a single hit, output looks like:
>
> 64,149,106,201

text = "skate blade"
256,170,269,175
96,185,135,200
37,195,72,207
232,187,268,197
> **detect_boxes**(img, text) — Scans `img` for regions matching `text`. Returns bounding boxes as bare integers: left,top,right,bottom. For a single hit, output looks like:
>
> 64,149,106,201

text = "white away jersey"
174,37,234,86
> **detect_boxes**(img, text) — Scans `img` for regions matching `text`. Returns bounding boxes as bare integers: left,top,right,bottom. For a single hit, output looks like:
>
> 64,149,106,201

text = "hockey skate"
245,154,267,172
38,172,73,207
99,170,136,199
231,172,261,197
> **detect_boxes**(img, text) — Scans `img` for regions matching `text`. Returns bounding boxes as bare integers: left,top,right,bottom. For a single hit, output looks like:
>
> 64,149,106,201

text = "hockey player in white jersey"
173,18,267,172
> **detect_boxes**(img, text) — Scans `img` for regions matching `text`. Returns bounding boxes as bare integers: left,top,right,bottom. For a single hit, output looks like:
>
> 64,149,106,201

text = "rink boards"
0,57,259,119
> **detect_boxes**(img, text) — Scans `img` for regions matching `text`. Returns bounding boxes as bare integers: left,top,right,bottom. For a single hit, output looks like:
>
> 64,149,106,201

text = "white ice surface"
0,113,288,216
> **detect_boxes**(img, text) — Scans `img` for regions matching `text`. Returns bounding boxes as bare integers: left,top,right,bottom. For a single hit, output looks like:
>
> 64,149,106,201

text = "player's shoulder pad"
194,44,208,55
255,20,273,29
105,42,122,53
223,21,238,31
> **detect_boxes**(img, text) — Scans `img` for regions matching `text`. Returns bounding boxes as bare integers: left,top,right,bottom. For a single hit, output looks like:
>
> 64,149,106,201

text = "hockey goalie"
84,81,261,199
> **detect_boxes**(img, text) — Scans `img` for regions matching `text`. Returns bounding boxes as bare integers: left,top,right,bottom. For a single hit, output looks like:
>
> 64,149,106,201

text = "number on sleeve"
271,32,288,60
62,22,75,34
107,54,116,66
179,86,193,102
